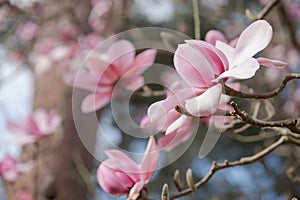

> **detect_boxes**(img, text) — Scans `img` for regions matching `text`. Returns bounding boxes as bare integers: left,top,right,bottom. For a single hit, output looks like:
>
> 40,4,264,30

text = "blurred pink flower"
88,0,111,33
0,156,34,182
7,109,62,144
69,40,157,113
175,20,286,117
17,21,38,42
97,136,160,199
18,191,34,200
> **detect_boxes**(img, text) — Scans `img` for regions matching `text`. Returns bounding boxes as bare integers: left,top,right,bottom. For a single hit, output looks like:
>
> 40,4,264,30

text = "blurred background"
0,0,299,199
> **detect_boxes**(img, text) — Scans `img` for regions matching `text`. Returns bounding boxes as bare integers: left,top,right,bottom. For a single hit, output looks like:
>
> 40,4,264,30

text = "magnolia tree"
0,0,299,199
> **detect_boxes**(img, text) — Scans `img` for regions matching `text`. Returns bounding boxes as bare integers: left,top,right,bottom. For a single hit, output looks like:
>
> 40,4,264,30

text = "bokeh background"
0,0,299,199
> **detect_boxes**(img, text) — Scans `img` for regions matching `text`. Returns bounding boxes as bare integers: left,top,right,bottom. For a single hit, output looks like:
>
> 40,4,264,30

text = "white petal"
185,84,222,117
165,115,187,135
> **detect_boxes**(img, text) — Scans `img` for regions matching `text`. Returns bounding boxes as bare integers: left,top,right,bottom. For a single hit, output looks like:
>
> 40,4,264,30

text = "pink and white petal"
81,87,113,113
174,43,215,87
85,56,109,75
165,115,188,135
158,119,195,151
186,40,228,75
128,181,145,200
105,150,140,178
128,49,157,75
68,73,99,91
105,40,135,72
140,136,160,182
215,58,259,81
257,57,287,68
3,170,19,182
6,121,25,135
231,20,272,66
205,30,228,45
215,41,234,69
123,76,144,91
185,84,222,117
97,164,129,196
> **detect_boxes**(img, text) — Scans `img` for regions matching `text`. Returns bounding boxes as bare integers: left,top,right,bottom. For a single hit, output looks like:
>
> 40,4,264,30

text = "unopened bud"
161,183,169,200
186,168,196,192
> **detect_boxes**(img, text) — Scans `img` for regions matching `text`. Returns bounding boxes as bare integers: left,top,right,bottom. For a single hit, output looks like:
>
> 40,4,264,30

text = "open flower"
97,136,160,199
69,39,157,113
174,20,286,117
7,109,62,144
0,156,34,182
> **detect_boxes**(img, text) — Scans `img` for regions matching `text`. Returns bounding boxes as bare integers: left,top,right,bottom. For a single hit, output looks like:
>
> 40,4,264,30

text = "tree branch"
230,101,300,134
256,0,280,20
224,73,300,99
170,135,289,199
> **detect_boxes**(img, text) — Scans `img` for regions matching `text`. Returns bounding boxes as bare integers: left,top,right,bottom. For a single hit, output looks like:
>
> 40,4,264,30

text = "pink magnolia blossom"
174,20,286,118
7,109,62,144
68,40,157,113
0,156,34,182
97,136,160,199
17,21,38,42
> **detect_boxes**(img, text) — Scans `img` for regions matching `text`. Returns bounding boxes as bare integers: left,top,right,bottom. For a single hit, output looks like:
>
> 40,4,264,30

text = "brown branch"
170,135,289,199
230,102,300,134
224,73,300,99
256,0,280,20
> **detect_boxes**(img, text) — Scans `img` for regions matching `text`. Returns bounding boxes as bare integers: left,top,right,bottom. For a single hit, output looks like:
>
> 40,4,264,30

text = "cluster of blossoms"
69,20,286,198
0,109,61,200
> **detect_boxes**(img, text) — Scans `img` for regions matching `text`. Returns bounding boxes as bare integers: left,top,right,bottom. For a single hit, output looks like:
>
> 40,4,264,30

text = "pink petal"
140,136,160,182
165,115,187,135
127,49,157,75
68,73,99,92
158,118,195,151
85,56,108,75
205,30,228,45
215,58,259,81
231,20,272,66
186,40,228,75
123,76,144,91
97,163,129,196
105,150,140,182
105,40,135,73
147,88,201,124
185,84,222,116
174,43,215,88
81,87,113,113
257,57,287,68
215,41,234,69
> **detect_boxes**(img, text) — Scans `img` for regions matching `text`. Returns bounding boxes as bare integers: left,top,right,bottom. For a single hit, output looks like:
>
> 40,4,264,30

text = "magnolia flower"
7,109,62,144
0,156,34,182
69,40,157,113
174,20,286,117
97,136,160,199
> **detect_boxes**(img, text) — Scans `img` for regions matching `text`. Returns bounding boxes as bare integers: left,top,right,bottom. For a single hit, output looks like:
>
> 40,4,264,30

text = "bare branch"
224,73,300,99
170,136,289,199
230,102,300,134
256,0,280,20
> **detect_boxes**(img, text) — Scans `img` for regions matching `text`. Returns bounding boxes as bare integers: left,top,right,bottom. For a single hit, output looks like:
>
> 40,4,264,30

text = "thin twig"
224,73,300,99
230,102,300,134
136,86,166,97
256,0,280,20
192,0,200,40
170,135,289,199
